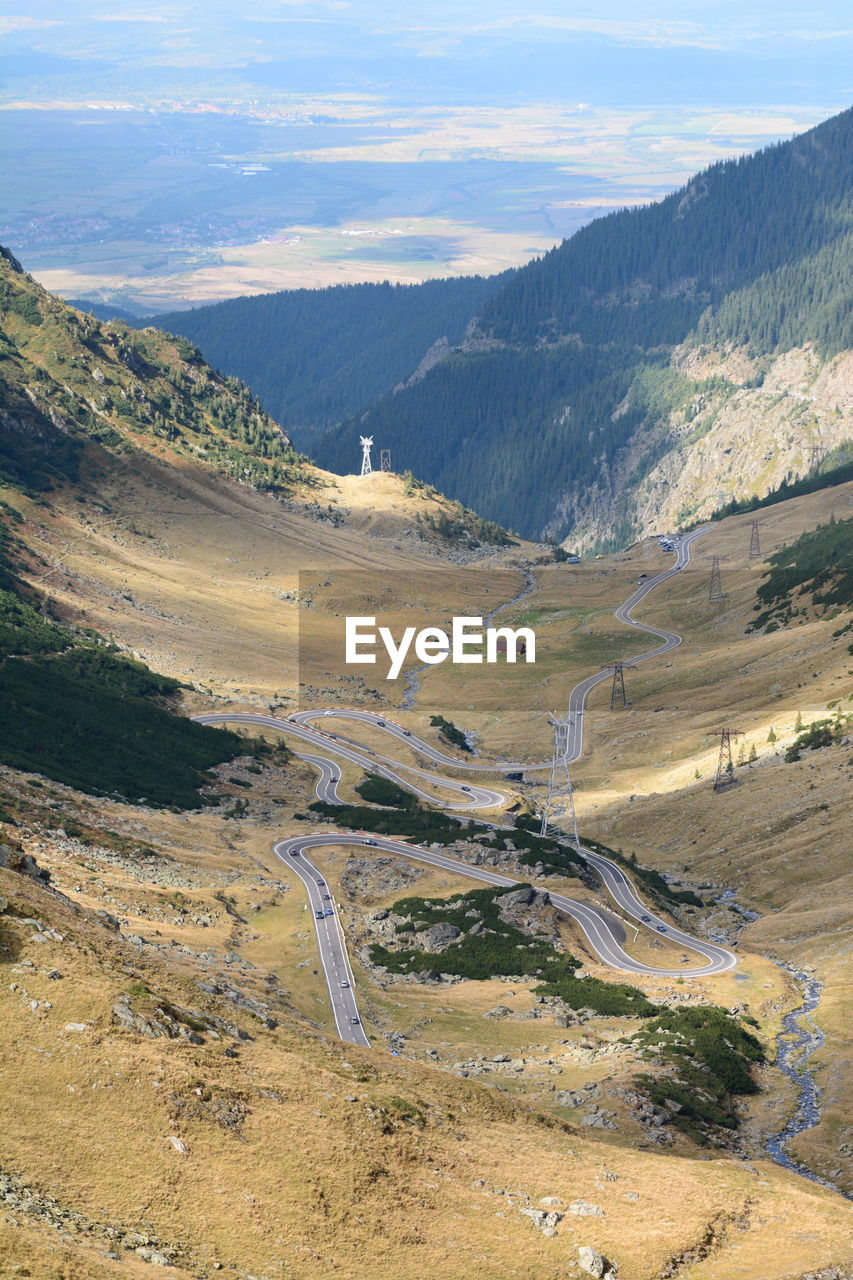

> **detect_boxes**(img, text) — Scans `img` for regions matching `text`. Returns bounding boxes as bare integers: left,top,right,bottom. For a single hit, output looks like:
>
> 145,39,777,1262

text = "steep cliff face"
561,343,852,550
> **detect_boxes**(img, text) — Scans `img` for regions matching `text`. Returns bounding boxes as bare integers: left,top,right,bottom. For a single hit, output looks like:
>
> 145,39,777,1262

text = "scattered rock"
568,1200,605,1217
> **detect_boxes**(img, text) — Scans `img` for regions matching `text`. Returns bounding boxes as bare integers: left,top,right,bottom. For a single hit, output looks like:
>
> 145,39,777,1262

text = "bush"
355,773,417,808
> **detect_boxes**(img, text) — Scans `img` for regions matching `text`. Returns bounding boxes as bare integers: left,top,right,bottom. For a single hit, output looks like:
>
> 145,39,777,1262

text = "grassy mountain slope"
310,108,852,544
0,478,851,1277
141,273,507,444
0,245,302,497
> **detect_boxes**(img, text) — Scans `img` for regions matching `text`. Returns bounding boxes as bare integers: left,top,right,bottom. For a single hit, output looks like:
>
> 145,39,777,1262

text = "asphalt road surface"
196,528,736,1046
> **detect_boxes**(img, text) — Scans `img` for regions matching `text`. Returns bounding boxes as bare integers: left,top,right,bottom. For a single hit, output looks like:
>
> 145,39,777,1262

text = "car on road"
657,925,667,933
325,908,334,917
290,849,300,856
403,729,412,736
340,980,349,988
461,785,472,792
323,893,331,900
315,910,325,919
365,839,377,846
641,915,652,922
350,1016,360,1025
377,720,386,727
330,774,338,782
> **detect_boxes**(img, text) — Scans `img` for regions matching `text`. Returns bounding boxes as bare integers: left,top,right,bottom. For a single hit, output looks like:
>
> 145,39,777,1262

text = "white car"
340,979,350,988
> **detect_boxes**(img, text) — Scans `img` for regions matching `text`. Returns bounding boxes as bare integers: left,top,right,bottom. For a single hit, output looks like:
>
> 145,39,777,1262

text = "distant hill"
308,107,852,545
144,274,508,448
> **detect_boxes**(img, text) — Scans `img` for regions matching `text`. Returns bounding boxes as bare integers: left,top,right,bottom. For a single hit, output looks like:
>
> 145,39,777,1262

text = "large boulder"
414,922,462,952
577,1245,618,1279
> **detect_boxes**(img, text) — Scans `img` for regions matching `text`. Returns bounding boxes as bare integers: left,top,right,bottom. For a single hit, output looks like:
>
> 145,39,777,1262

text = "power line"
709,555,725,601
610,661,628,710
748,520,761,560
712,729,743,792
539,713,580,853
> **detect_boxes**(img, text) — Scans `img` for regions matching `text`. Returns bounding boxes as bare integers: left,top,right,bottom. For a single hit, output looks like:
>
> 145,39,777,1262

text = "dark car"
350,1016,360,1025
657,925,667,933
641,914,652,922
315,910,324,919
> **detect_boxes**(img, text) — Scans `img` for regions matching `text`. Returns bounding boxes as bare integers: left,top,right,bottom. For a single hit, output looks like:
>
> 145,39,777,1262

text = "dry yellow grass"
2,453,851,1273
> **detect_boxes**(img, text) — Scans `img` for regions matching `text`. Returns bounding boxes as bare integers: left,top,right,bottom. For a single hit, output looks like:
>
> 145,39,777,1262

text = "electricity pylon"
748,521,761,560
539,713,581,853
713,729,743,792
709,555,725,601
380,449,392,472
360,435,374,476
610,661,627,710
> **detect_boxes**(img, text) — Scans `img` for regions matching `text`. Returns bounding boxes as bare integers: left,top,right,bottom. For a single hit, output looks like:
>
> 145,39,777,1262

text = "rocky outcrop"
0,843,50,883
563,343,852,551
413,921,462,951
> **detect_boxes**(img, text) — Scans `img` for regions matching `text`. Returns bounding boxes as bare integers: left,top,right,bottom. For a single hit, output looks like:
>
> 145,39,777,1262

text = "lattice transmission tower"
748,521,761,560
713,729,743,792
539,713,581,852
359,435,374,476
709,555,725,601
380,449,392,472
610,661,628,710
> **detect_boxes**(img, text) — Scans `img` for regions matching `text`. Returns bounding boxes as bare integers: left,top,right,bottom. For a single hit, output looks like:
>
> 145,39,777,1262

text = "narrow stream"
764,964,849,1195
399,566,537,713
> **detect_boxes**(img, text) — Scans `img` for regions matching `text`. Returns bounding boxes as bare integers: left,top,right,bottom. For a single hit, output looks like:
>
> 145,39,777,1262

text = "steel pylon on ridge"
538,713,580,852
712,728,743,792
610,661,627,710
709,555,725,601
748,521,761,560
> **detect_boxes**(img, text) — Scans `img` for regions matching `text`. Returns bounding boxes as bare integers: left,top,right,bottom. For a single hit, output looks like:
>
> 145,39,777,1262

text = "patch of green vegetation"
429,714,471,752
0,514,267,808
748,517,853,632
370,884,657,1015
582,837,704,907
785,717,849,762
355,773,418,808
308,799,462,843
630,1005,764,1140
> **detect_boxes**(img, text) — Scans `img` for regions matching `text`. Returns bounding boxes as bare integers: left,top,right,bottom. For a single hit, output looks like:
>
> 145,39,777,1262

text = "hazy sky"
2,1,851,104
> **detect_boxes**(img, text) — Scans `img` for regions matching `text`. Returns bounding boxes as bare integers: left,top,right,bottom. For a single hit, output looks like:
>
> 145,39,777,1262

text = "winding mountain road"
196,527,736,1046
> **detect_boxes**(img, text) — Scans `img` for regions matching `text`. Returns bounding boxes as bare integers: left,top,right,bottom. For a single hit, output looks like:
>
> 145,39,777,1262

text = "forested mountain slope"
144,273,507,445
311,107,852,546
